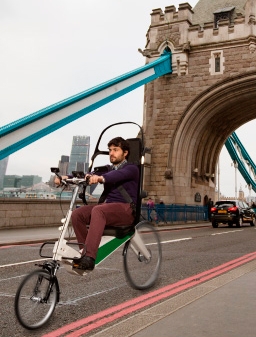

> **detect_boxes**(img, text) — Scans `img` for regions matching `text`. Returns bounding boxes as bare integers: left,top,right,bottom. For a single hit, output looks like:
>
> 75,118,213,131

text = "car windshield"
214,200,252,208
215,201,236,207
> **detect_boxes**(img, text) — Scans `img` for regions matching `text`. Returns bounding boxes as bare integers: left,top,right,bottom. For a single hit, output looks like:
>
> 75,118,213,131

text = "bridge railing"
141,204,208,224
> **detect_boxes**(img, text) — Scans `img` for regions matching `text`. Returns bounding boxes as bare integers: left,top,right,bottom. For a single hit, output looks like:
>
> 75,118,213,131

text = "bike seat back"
87,122,147,238
126,137,144,224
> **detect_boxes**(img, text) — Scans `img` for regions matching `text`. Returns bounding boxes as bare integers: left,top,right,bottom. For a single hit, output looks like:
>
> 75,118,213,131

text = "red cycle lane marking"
42,252,256,337
0,243,42,249
65,252,256,337
0,245,14,249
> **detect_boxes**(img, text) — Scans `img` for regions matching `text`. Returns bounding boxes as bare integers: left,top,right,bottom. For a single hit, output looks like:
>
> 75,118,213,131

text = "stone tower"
141,0,256,205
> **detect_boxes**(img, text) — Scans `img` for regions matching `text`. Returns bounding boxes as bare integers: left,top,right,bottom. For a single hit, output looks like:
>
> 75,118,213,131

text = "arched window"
214,6,235,28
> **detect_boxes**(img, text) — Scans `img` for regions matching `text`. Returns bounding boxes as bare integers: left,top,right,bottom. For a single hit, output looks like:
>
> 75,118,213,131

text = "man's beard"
110,157,122,165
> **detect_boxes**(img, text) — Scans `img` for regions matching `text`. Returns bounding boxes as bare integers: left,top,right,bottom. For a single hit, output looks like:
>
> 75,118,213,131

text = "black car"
210,200,255,228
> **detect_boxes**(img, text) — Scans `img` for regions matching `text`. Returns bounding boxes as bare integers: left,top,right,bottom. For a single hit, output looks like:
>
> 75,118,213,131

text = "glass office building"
3,175,22,188
3,175,42,188
68,136,90,174
0,157,9,189
58,155,69,175
21,175,42,187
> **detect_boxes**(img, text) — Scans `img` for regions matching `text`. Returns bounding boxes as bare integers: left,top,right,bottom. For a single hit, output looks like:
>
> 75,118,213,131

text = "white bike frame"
50,178,151,276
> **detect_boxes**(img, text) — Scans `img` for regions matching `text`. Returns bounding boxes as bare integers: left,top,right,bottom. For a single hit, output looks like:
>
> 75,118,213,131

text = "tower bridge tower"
141,0,256,205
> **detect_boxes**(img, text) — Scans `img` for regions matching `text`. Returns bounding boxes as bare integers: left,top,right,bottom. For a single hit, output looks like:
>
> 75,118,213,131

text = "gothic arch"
158,40,175,55
169,71,256,182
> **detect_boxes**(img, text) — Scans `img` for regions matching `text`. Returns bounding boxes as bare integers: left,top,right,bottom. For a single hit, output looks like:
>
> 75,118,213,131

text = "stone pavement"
1,223,256,336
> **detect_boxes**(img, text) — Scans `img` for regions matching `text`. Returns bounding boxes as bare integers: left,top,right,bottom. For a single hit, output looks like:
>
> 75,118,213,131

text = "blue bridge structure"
0,48,255,196
0,50,171,160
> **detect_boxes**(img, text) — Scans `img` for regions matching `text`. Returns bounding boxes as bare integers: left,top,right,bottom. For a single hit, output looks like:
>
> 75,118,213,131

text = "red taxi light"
211,207,217,212
228,206,238,212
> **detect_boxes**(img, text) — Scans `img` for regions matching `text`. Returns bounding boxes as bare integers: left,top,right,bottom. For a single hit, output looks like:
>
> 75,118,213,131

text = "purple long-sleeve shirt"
101,163,139,204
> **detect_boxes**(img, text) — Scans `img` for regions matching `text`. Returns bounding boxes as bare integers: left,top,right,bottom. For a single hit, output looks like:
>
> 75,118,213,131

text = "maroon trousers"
71,203,134,260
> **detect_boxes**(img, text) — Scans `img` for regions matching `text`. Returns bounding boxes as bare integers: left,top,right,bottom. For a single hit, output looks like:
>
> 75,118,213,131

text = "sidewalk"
99,259,256,337
0,226,67,246
2,223,255,336
0,222,209,247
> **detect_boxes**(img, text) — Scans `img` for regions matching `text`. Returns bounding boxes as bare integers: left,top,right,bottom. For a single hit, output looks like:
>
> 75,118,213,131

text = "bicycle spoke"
123,221,162,290
15,269,58,330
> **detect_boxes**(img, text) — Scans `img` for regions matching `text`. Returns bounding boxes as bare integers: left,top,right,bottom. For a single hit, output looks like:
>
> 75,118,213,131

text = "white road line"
0,274,28,282
58,285,126,305
211,229,244,236
0,258,50,268
1,237,192,268
160,238,192,244
147,238,192,245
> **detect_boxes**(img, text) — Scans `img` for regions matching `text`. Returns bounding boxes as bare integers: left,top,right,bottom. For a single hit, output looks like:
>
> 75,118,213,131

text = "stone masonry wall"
0,199,84,229
143,44,256,204
141,2,256,205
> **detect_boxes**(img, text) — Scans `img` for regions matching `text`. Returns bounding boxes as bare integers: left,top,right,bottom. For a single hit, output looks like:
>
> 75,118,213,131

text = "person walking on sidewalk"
157,199,166,223
207,198,214,221
147,197,155,221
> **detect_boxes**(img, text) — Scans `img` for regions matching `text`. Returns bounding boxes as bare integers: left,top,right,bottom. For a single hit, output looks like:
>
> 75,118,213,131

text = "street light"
245,184,252,200
232,161,238,198
217,160,220,200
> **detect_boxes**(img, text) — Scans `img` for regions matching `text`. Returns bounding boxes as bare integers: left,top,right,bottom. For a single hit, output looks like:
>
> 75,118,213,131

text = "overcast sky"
1,0,256,199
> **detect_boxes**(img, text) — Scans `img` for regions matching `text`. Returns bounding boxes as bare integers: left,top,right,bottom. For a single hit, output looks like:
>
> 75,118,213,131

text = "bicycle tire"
123,221,162,290
15,269,58,330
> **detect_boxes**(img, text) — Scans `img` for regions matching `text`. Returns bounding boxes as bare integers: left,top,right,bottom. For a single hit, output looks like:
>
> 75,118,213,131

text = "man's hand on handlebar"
54,175,68,186
54,174,104,186
86,174,105,185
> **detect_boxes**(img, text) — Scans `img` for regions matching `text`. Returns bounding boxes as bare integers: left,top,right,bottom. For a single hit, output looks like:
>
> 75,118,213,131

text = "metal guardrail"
141,204,208,224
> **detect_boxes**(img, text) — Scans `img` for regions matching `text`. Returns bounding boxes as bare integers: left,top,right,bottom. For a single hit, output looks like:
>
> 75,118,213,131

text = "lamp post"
246,184,252,200
233,161,238,198
217,160,220,200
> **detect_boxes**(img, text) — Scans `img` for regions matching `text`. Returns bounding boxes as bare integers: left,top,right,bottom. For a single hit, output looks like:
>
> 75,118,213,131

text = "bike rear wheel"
15,269,58,330
123,221,162,290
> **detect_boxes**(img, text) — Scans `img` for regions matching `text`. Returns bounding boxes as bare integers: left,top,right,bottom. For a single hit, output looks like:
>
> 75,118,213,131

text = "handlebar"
51,167,95,188
63,177,89,186
55,176,91,188
51,168,91,204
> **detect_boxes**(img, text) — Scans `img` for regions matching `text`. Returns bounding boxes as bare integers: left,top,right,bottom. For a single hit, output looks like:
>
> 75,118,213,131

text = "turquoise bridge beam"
0,50,172,160
225,132,256,193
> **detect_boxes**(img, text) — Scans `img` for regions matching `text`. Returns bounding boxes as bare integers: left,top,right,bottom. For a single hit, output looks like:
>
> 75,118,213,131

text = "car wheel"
212,221,218,228
228,222,233,227
236,216,242,227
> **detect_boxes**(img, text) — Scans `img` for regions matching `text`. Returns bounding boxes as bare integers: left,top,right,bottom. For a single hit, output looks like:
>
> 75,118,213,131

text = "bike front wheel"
15,269,58,330
123,221,162,290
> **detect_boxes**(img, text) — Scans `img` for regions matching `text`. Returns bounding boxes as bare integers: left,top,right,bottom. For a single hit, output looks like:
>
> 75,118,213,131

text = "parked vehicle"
210,200,255,228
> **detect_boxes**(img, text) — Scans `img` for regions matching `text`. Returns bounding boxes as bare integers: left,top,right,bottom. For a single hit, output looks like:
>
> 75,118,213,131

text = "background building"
21,175,42,187
3,175,42,188
68,135,90,174
3,175,22,188
58,155,69,175
0,157,9,189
